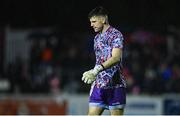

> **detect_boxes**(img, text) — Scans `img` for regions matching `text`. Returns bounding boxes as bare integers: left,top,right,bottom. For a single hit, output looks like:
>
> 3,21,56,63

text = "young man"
82,6,126,115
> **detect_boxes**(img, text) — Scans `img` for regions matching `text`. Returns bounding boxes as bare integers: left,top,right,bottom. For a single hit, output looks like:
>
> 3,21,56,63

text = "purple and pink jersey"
93,26,126,89
89,26,126,109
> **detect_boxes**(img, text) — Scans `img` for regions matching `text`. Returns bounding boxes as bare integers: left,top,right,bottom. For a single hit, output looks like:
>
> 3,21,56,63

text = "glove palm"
82,70,96,84
82,65,104,84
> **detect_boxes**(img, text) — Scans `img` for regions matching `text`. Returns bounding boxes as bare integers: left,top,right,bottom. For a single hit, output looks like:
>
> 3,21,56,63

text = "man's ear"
102,15,108,24
98,16,104,24
104,15,109,24
101,17,106,24
103,18,106,24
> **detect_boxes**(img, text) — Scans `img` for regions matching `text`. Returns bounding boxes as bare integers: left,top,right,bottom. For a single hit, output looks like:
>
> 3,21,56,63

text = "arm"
101,48,122,69
82,48,122,84
91,48,122,76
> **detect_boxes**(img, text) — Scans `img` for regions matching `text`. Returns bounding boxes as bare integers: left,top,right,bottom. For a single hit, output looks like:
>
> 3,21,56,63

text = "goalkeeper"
82,6,126,116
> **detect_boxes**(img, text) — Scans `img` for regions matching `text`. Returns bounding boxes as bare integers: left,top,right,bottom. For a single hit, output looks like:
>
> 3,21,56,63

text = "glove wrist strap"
100,64,105,70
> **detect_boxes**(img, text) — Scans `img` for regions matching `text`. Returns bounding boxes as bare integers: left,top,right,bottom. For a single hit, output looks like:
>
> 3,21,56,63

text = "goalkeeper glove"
82,64,104,84
91,64,104,76
82,70,95,84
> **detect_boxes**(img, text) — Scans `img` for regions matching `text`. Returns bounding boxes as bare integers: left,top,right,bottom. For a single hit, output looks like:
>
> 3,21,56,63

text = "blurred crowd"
123,26,180,94
1,26,180,95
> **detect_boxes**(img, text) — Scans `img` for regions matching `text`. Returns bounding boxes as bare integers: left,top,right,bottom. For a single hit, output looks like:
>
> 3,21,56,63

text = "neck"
101,24,110,33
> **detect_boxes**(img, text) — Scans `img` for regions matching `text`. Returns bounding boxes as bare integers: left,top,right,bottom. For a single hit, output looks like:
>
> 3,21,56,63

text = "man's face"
89,16,105,32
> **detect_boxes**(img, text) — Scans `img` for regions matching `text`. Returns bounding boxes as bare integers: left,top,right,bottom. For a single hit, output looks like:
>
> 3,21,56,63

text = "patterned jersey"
94,26,126,89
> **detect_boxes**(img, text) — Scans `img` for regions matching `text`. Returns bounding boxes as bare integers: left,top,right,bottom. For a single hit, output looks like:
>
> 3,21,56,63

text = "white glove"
82,70,95,84
91,65,104,76
82,65,104,84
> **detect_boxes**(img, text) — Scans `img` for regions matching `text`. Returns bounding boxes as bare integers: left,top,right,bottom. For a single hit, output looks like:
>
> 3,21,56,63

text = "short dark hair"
88,6,108,19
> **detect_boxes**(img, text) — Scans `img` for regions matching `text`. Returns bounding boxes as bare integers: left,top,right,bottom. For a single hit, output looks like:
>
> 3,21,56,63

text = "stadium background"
0,0,180,115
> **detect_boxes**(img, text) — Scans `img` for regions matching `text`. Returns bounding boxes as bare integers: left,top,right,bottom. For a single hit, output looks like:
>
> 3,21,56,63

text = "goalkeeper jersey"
94,26,126,89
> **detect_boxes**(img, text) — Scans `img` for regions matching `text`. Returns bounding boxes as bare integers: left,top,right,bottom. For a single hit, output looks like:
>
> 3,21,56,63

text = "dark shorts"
89,83,126,110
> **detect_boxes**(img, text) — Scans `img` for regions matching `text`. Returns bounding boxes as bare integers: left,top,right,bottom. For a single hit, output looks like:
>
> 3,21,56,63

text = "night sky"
0,0,179,32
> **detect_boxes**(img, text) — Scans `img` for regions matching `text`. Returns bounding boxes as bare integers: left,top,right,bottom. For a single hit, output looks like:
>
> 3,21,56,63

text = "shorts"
89,83,126,110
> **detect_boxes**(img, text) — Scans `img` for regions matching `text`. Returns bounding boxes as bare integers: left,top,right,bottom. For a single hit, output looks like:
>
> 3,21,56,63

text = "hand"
82,65,104,84
82,70,96,84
